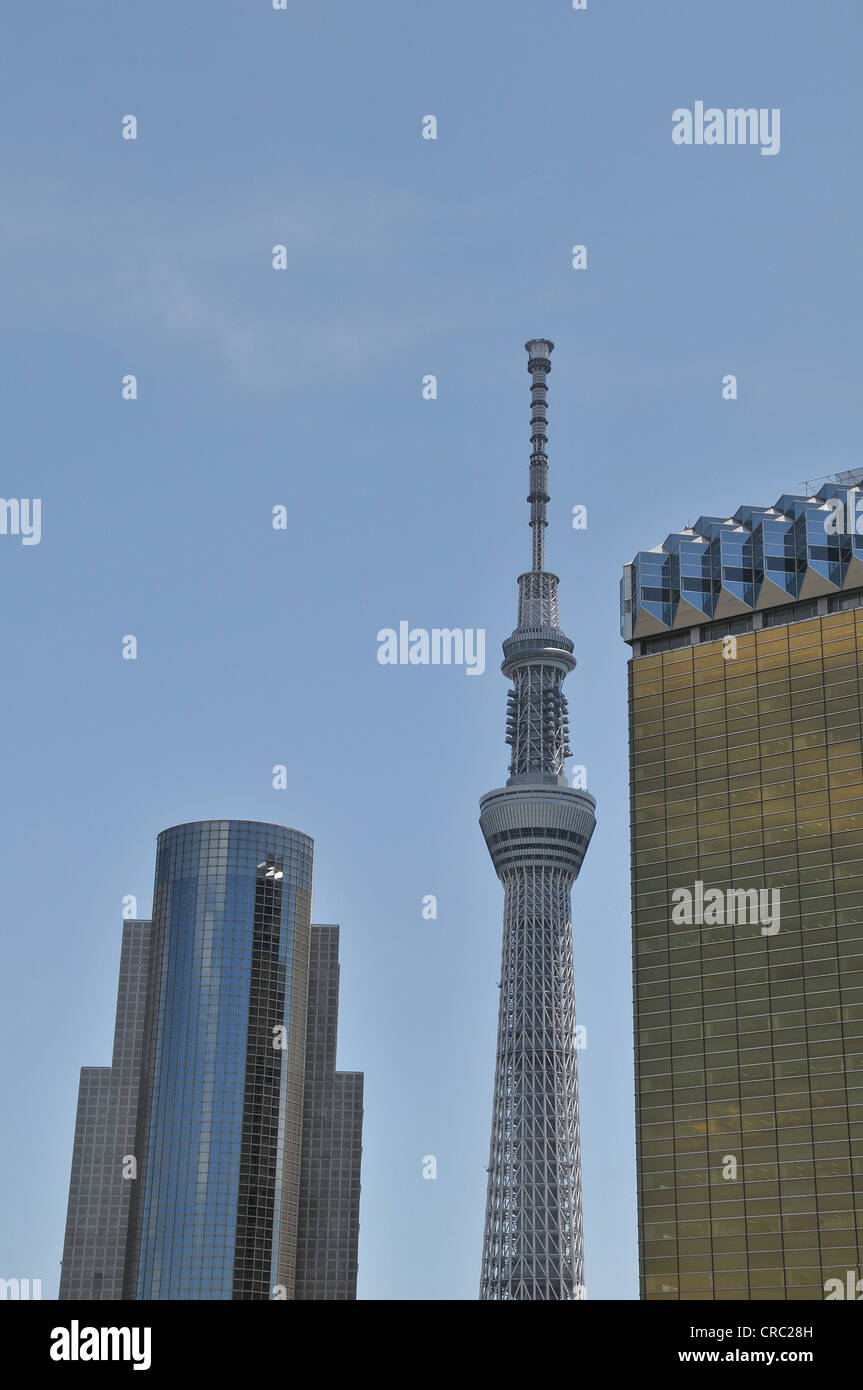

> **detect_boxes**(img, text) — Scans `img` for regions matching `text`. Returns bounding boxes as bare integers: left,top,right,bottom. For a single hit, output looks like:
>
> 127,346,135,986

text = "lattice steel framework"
479,340,596,1300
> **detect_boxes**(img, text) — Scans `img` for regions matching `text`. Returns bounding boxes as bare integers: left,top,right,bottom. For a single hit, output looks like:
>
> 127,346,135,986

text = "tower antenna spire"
525,338,554,572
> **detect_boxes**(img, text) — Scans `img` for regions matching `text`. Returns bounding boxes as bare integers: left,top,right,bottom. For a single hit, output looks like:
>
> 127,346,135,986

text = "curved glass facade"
124,820,313,1300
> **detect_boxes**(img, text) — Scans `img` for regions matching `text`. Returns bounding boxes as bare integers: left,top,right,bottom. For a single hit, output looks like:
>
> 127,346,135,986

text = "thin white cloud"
0,172,451,387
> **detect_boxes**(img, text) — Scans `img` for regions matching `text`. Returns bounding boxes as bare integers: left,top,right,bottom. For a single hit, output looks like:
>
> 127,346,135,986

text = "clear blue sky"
1,0,860,1300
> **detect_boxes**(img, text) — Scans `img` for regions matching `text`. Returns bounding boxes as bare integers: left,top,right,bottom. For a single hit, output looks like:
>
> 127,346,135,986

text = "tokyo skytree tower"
479,340,597,1300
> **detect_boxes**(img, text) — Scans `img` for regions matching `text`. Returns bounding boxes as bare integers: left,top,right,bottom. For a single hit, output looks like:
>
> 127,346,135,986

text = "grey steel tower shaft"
479,340,596,1300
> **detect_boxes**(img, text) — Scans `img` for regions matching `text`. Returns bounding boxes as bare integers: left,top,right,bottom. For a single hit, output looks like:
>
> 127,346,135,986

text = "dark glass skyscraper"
622,476,863,1300
57,919,152,1301
295,926,364,1299
59,820,362,1301
479,340,596,1300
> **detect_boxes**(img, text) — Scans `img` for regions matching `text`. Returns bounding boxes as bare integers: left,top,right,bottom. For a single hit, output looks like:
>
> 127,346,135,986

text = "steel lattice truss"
478,340,596,1300
480,868,585,1300
506,664,571,779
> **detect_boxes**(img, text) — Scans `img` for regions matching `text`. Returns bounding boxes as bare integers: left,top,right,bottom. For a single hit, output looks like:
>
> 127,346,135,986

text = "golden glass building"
621,476,863,1300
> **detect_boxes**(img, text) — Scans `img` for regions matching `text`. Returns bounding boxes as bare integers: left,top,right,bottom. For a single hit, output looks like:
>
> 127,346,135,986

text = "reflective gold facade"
630,606,863,1299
